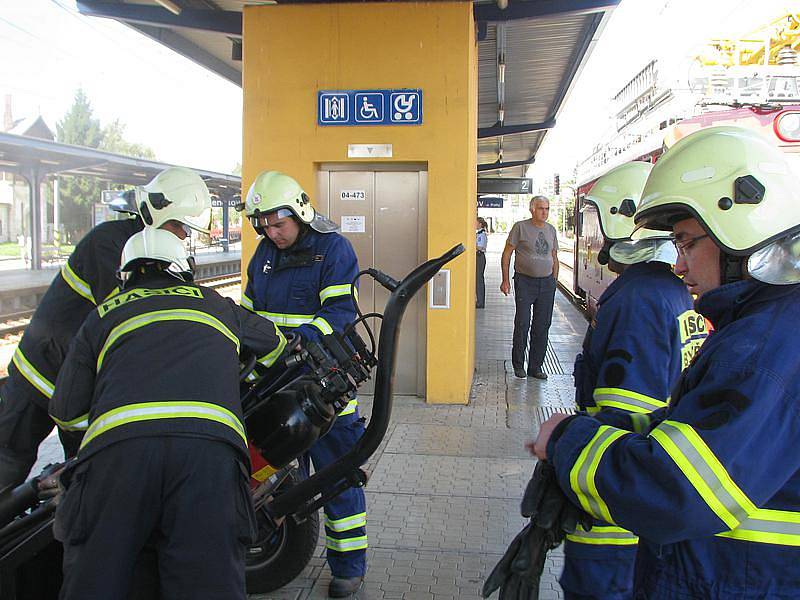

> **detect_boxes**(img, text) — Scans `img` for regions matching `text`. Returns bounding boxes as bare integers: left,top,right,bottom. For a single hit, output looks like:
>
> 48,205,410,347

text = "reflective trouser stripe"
320,284,358,304
570,425,629,524
650,420,753,529
717,508,800,546
311,317,333,335
97,309,239,371
80,401,247,450
325,512,367,532
326,535,368,552
12,347,55,398
630,413,651,434
61,262,95,304
338,399,358,416
566,524,639,546
257,325,287,368
52,412,90,432
593,387,667,414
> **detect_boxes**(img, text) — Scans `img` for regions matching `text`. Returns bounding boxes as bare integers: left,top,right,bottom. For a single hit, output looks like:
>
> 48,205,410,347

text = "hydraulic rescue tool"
0,244,464,599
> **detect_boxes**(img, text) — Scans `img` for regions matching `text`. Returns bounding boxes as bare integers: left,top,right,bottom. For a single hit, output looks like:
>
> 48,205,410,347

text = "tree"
101,119,156,159
55,89,157,242
55,89,105,241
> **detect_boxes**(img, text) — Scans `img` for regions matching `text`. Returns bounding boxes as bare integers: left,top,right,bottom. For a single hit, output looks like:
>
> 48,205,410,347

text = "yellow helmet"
633,125,800,254
584,162,653,242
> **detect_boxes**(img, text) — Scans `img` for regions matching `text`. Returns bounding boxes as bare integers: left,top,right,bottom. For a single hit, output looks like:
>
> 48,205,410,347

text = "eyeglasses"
673,233,709,257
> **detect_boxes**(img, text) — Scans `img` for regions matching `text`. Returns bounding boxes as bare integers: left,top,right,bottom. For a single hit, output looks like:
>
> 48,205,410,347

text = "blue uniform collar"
696,279,800,330
598,262,671,306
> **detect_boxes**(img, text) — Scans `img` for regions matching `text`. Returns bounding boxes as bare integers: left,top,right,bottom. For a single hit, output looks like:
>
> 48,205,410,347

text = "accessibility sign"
319,89,423,126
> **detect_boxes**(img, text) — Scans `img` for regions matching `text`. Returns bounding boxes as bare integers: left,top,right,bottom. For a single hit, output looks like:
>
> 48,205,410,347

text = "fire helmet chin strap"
597,240,612,266
720,251,746,285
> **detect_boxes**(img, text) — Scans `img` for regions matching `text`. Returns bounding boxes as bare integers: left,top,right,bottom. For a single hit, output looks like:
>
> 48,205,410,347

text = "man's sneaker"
329,576,364,598
513,367,527,378
528,370,548,380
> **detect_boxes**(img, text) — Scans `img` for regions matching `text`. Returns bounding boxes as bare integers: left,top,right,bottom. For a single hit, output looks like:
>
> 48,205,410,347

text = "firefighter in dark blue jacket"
534,126,800,599
0,166,211,489
565,161,707,600
50,225,285,600
241,170,366,598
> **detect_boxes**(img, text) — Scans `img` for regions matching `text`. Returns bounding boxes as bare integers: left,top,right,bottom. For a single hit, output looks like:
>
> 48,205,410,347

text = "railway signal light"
554,174,560,196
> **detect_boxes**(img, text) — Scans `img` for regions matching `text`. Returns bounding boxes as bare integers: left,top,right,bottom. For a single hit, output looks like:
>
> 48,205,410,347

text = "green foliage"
54,89,156,242
100,119,156,159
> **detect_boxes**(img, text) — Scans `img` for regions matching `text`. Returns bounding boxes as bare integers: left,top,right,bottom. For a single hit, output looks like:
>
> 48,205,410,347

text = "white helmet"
137,167,212,234
119,228,194,283
583,162,677,265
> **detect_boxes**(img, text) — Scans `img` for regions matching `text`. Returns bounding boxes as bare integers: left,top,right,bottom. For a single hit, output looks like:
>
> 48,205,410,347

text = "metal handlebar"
268,244,464,517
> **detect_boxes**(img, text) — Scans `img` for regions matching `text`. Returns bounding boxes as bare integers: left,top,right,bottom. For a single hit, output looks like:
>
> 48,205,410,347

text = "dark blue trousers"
308,411,367,578
512,273,556,374
476,251,487,308
55,437,254,600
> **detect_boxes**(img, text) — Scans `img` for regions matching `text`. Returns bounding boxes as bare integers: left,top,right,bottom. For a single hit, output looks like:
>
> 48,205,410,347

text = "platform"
0,247,242,314
31,232,589,599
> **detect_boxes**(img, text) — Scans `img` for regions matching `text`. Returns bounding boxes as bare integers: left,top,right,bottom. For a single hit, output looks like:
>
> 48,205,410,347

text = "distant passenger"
563,161,706,600
476,217,489,309
500,195,558,379
241,171,367,598
0,166,211,489
534,126,800,599
50,226,285,600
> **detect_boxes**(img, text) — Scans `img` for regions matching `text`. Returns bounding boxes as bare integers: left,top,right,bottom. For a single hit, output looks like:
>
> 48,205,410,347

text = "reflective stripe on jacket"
243,228,359,344
552,280,800,598
49,274,284,462
11,218,142,407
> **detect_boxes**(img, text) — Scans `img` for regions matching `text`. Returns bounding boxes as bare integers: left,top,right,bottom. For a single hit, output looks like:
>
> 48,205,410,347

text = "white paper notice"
341,216,366,233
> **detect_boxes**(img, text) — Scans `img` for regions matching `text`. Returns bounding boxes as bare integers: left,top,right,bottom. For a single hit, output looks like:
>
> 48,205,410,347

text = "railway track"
0,273,242,341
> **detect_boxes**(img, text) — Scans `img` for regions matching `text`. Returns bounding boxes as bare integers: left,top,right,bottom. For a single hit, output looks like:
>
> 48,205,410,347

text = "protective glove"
482,461,591,599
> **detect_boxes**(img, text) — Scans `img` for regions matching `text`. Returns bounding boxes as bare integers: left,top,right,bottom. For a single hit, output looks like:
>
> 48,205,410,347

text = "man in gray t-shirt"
501,196,559,380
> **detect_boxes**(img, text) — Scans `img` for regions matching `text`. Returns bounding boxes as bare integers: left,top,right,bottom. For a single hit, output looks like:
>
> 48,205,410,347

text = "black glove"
482,461,591,599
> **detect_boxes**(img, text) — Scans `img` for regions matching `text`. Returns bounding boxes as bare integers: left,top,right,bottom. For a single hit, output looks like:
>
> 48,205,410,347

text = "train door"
317,165,427,396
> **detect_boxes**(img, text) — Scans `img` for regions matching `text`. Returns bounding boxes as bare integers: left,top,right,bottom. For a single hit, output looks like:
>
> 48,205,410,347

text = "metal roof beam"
477,156,535,172
478,118,556,139
129,24,242,86
474,0,620,23
76,0,242,37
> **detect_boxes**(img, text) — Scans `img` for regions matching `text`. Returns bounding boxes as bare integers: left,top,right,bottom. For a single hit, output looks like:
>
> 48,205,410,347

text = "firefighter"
0,166,211,489
564,161,706,600
49,225,286,600
241,171,367,598
533,125,800,598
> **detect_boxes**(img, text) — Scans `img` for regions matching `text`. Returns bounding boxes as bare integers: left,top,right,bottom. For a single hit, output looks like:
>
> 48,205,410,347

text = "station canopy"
0,131,240,196
76,0,618,178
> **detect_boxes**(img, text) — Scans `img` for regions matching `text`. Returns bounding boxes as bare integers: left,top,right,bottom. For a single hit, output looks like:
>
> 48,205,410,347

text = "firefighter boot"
329,576,364,598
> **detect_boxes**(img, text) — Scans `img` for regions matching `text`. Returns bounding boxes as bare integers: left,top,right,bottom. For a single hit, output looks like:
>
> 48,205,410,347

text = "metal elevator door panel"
374,171,421,396
327,171,376,322
318,167,426,396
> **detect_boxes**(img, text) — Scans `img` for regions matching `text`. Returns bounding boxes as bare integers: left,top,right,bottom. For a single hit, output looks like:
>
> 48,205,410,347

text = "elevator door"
318,168,426,396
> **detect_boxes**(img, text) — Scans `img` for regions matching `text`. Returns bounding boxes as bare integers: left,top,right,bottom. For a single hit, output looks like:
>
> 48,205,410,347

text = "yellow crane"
695,13,800,67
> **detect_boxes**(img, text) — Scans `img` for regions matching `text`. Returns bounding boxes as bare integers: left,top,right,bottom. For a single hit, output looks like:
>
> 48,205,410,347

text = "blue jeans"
512,273,556,373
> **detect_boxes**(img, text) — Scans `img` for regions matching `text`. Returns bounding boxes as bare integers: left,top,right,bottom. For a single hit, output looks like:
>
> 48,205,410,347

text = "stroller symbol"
393,94,416,121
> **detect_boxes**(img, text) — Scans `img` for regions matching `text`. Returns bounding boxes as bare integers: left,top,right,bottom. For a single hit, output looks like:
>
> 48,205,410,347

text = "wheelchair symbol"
360,98,379,120
391,93,421,123
355,93,383,123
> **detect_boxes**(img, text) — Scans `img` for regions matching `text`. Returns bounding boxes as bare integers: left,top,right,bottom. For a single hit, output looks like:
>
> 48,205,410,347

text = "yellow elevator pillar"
242,2,477,404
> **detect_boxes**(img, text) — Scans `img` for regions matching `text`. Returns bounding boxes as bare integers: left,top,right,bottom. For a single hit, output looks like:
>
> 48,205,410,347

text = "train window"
577,197,584,237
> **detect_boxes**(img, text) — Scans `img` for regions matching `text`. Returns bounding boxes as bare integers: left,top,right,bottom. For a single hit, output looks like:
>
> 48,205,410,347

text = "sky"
527,0,798,186
1,0,797,178
1,0,243,174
